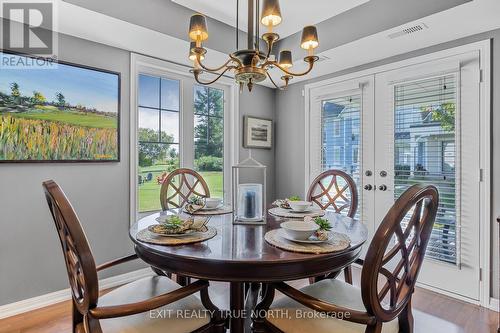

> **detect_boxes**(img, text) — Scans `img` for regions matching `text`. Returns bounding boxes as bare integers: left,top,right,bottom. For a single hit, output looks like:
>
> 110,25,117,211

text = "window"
193,85,225,199
333,119,341,137
137,75,180,213
133,57,234,218
333,147,342,165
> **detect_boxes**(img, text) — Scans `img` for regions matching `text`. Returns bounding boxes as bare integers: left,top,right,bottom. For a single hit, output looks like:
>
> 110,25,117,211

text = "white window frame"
130,53,239,223
303,40,491,307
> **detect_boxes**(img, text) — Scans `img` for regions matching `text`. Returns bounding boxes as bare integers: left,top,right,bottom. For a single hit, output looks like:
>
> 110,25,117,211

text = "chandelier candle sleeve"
187,0,319,91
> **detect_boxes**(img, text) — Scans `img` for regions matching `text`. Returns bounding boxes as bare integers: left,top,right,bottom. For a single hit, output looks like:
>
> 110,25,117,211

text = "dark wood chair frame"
159,168,211,285
307,169,359,284
42,180,225,333
254,184,439,333
160,168,211,211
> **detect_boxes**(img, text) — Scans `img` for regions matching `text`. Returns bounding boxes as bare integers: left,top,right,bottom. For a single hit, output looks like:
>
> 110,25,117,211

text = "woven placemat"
183,205,233,216
268,207,325,219
137,226,217,245
265,229,350,254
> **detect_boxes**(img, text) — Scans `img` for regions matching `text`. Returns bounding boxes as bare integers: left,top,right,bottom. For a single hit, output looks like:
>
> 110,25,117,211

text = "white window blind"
393,74,458,264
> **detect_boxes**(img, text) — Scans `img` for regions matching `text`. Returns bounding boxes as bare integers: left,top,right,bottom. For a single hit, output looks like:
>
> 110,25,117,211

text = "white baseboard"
489,297,499,312
0,268,153,320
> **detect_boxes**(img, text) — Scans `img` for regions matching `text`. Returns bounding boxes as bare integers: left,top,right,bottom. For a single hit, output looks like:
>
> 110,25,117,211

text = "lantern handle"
238,149,265,167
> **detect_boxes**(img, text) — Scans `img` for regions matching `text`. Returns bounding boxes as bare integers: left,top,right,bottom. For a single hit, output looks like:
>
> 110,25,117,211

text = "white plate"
201,203,224,211
279,229,333,244
289,208,313,213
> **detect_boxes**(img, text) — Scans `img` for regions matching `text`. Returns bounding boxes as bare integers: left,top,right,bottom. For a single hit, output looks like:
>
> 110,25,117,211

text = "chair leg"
398,298,414,333
365,321,382,333
344,266,353,284
72,301,83,333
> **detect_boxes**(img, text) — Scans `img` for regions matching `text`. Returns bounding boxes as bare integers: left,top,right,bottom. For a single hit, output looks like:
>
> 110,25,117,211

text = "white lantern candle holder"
232,151,266,224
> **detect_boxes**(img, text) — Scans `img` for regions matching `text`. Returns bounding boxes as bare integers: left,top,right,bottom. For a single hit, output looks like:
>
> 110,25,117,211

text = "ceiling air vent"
388,23,428,39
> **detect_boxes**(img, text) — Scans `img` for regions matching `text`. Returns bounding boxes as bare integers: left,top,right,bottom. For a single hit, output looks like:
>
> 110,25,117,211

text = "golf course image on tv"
0,52,120,162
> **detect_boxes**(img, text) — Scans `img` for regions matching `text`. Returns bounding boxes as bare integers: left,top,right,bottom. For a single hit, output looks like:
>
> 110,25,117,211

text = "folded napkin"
272,199,291,209
184,203,205,214
150,215,209,235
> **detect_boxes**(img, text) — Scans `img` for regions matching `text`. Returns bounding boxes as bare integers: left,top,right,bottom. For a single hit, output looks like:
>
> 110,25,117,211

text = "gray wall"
0,31,146,306
275,29,500,298
0,34,276,306
239,86,276,203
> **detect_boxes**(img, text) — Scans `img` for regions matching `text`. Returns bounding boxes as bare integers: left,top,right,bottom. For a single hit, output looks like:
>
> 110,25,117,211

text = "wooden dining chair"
160,168,210,210
254,184,439,333
42,180,224,333
307,169,359,284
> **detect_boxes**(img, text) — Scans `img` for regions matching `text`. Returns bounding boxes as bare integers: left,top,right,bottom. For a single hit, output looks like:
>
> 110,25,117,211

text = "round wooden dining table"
129,210,368,333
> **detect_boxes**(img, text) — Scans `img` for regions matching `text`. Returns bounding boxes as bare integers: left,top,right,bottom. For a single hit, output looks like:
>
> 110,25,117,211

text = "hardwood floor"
0,271,497,333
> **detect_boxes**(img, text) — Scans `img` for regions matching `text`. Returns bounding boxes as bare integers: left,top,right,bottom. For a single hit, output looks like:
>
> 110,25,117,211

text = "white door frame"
303,40,491,306
130,53,239,224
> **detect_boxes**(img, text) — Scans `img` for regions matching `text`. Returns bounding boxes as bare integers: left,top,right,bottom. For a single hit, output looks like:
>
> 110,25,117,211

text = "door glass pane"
320,94,361,217
138,74,180,214
194,86,224,199
394,75,457,264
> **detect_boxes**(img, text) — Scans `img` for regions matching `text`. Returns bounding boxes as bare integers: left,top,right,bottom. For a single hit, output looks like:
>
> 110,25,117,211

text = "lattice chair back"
306,169,358,218
42,180,99,317
160,168,211,210
361,184,439,322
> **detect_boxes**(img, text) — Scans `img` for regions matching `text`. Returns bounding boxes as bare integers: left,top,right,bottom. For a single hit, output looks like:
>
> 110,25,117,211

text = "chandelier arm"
196,54,237,73
263,41,273,62
265,71,286,91
229,54,244,67
264,59,315,77
193,67,231,85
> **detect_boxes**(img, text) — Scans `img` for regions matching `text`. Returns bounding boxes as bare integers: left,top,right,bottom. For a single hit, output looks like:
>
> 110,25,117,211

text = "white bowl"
280,221,319,240
288,201,312,212
205,198,222,209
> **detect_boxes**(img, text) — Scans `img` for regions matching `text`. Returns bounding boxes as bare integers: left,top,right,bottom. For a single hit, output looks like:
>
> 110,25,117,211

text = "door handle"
378,185,387,191
364,184,373,191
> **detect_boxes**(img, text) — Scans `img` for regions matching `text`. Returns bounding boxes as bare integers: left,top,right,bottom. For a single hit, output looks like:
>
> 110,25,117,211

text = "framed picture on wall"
0,51,120,162
243,116,272,149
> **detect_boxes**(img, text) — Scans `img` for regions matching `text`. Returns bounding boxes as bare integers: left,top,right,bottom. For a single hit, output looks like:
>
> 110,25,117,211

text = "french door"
308,50,483,300
374,53,481,300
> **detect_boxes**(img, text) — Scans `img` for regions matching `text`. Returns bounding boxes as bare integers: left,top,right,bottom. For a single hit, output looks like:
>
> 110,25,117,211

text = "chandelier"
188,0,320,92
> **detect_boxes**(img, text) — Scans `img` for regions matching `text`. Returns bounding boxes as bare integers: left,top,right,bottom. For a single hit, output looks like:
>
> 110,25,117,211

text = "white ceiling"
171,0,370,38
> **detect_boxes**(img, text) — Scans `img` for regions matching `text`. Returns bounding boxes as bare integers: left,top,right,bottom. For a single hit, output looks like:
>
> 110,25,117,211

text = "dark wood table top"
130,210,368,282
